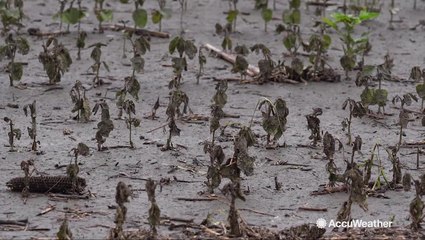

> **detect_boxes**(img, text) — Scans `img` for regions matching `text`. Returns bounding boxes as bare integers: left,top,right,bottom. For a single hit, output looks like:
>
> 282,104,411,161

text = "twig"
239,208,276,217
298,207,328,212
101,23,170,38
107,172,149,181
36,205,55,216
0,219,28,226
176,197,218,202
265,157,310,167
204,43,259,77
48,193,90,200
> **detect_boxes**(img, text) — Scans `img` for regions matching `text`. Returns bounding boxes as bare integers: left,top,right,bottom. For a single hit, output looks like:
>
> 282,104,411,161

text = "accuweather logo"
316,218,392,229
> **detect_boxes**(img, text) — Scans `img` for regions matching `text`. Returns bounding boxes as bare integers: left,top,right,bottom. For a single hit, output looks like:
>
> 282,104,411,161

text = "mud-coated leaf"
134,36,150,55
125,76,141,100
323,132,335,159
232,55,248,74
410,66,423,81
283,34,296,51
169,36,180,54
132,9,148,28
416,84,425,99
291,57,303,75
131,55,145,73
237,151,255,176
9,62,23,81
98,119,114,137
148,202,161,227
184,40,197,59
169,118,181,137
77,142,90,156
16,37,29,55
374,89,388,107
340,54,356,71
91,46,101,63
234,45,249,56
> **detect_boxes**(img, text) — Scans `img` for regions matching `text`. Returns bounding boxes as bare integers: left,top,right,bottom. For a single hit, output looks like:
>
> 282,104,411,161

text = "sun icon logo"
316,218,327,229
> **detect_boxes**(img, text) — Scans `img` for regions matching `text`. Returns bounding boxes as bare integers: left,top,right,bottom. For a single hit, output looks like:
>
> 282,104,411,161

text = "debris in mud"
6,176,87,194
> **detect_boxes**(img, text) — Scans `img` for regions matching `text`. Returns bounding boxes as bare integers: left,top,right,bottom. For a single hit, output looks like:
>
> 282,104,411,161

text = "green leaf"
132,9,148,28
289,0,301,8
61,8,86,25
152,10,162,24
359,10,379,21
360,88,375,106
16,37,29,55
283,34,296,51
97,9,113,22
322,17,337,30
340,54,356,71
261,8,272,23
226,10,238,23
169,36,180,54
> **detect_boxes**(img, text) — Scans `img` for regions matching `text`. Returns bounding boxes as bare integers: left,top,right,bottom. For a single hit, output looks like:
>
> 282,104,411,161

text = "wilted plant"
341,98,366,145
116,36,150,117
168,36,197,87
215,23,233,51
70,80,91,122
403,172,412,191
251,43,275,83
57,216,73,240
68,142,89,192
232,45,249,80
20,159,34,203
89,43,109,86
336,163,368,224
323,132,340,186
23,101,39,152
94,0,113,33
410,66,425,110
146,179,160,237
303,22,332,76
148,97,160,120
210,81,228,145
122,100,140,148
76,31,87,60
323,11,379,79
38,37,72,84
257,97,289,146
306,108,322,146
92,100,114,151
162,89,189,151
109,182,131,239
204,126,255,197
392,93,417,147
0,0,24,33
0,34,29,86
4,117,21,152
410,180,424,231
350,135,362,164
386,145,401,187
224,182,242,236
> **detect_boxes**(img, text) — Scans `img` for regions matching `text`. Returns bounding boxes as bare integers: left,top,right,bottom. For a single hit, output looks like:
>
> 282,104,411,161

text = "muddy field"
1,0,425,239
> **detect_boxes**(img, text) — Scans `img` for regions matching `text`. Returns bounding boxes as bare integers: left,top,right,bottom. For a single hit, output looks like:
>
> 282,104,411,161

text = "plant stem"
128,113,133,148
